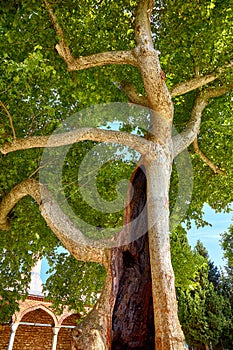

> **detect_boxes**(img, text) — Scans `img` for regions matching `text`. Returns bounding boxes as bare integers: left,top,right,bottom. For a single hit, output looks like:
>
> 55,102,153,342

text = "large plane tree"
0,0,232,349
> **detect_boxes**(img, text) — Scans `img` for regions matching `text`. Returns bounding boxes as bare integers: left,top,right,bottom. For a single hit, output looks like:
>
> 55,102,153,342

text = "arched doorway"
13,308,54,350
57,314,79,350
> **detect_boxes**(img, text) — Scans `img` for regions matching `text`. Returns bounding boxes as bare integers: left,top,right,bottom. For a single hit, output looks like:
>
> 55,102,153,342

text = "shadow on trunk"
111,166,155,349
72,166,154,349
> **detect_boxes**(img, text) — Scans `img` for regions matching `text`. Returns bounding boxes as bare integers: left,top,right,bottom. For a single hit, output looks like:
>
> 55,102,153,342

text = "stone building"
0,260,80,350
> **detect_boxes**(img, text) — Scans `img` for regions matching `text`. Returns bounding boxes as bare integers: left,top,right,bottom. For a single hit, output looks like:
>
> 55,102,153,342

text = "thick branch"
0,179,107,265
193,138,226,175
0,179,41,230
135,0,154,47
170,74,218,97
1,128,151,155
203,86,233,99
134,1,173,119
119,81,149,107
170,61,233,97
57,47,138,71
40,191,108,266
172,95,208,157
44,0,138,71
0,101,16,139
173,85,232,157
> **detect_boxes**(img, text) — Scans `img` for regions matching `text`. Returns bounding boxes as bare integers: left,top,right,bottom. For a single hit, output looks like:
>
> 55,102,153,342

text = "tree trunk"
145,154,186,349
71,262,114,350
111,166,155,349
72,166,155,349
72,160,185,349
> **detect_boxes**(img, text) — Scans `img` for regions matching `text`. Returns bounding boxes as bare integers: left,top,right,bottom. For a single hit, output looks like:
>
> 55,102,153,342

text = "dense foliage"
0,0,232,331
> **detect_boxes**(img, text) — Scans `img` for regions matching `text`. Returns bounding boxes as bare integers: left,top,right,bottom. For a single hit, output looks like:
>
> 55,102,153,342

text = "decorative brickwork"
0,296,80,350
57,315,78,350
13,325,53,350
0,324,11,350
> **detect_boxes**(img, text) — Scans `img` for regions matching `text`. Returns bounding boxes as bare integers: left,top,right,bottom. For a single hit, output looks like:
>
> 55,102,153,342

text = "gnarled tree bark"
71,166,155,350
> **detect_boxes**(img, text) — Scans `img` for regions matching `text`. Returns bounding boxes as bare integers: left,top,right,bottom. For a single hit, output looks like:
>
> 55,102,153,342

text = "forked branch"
43,0,138,71
0,179,108,265
192,138,226,175
173,85,232,157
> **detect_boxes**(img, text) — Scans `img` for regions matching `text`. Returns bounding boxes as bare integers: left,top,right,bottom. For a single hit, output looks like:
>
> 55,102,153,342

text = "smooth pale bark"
0,179,106,265
71,261,114,350
134,1,185,342
172,95,208,157
145,150,186,349
124,3,186,338
0,128,150,155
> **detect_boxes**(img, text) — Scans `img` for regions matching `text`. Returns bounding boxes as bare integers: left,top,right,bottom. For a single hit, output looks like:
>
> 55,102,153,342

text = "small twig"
0,101,16,140
29,162,49,178
193,137,226,175
43,0,66,42
43,0,75,65
0,84,13,95
194,66,200,77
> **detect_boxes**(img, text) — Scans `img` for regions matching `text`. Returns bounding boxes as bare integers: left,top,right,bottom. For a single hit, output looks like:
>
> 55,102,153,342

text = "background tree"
220,225,233,349
178,241,226,349
222,224,233,267
170,227,204,289
0,1,232,349
177,239,233,350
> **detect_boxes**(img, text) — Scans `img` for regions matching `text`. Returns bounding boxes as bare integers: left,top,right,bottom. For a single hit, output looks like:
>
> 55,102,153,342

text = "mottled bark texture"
112,166,154,349
71,265,114,350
